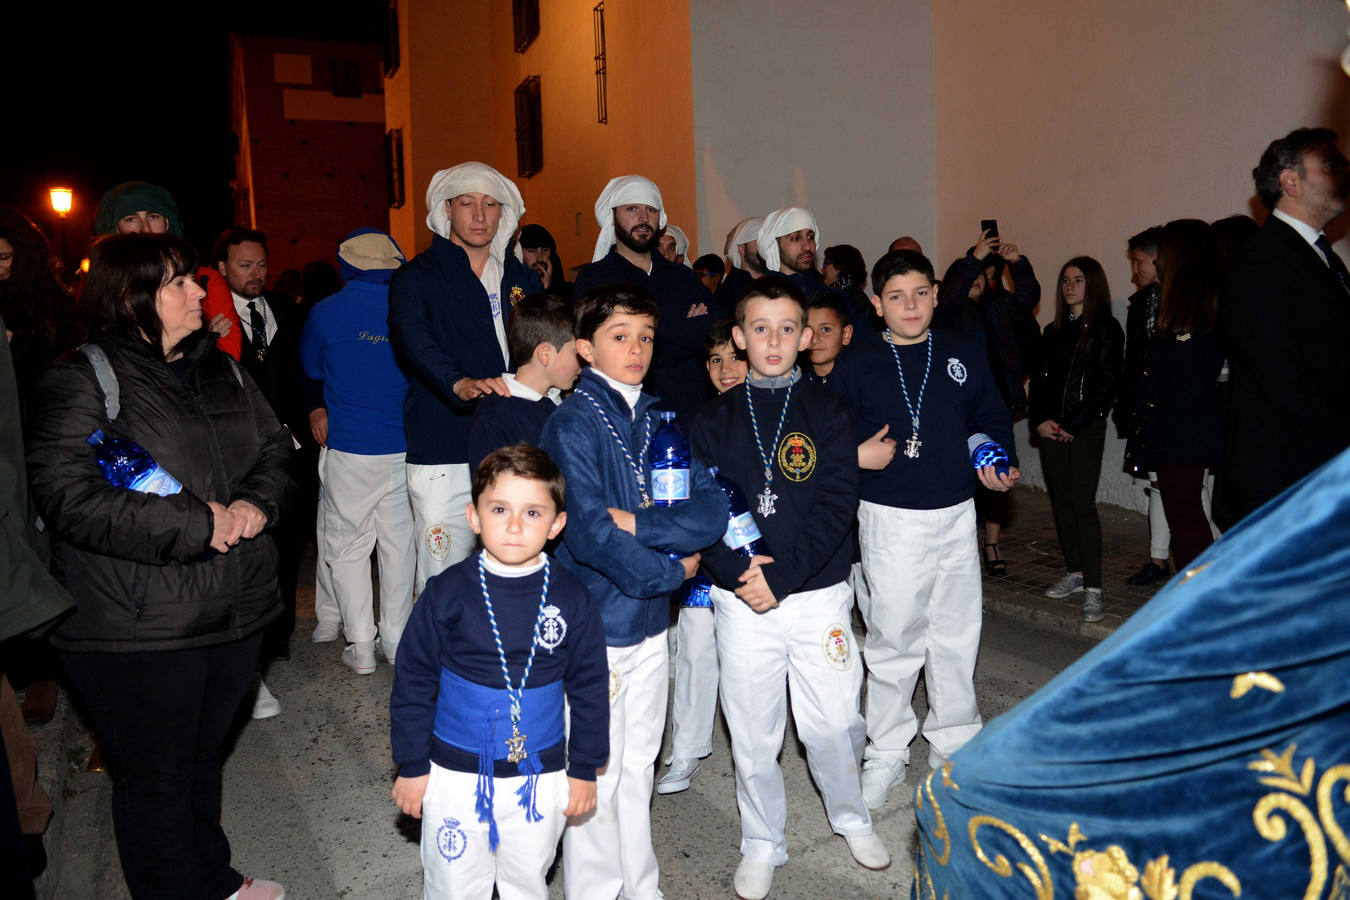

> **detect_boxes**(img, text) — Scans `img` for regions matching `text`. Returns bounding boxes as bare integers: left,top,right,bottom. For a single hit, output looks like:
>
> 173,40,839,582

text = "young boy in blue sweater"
539,284,727,900
390,445,609,899
467,293,580,472
829,250,1020,811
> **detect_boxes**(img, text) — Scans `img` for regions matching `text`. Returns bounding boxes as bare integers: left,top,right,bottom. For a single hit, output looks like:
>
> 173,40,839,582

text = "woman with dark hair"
1124,219,1225,568
0,207,81,407
1029,256,1123,622
822,243,877,339
26,233,290,900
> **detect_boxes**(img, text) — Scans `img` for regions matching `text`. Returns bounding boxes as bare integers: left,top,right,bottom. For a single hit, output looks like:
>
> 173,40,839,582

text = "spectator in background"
1124,219,1225,570
822,243,877,340
888,236,924,255
937,228,1041,577
692,253,724,295
298,260,342,320
1029,257,1123,623
1113,226,1171,586
757,208,823,297
658,224,694,267
0,207,82,410
715,216,766,312
1220,127,1350,527
518,223,574,301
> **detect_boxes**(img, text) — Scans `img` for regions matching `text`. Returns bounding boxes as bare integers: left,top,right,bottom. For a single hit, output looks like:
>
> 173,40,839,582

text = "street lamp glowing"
49,187,73,217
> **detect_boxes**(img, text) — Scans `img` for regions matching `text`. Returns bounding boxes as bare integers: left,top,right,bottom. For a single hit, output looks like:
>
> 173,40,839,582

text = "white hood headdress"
424,162,524,265
757,208,819,274
725,217,764,269
665,224,693,267
592,175,666,262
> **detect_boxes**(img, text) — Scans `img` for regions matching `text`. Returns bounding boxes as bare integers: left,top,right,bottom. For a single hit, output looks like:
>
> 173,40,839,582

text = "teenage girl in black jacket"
1029,256,1123,622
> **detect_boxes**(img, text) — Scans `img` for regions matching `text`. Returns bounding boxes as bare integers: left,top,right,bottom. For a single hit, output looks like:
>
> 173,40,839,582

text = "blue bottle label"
678,577,713,608
129,465,183,496
650,468,690,501
723,511,763,551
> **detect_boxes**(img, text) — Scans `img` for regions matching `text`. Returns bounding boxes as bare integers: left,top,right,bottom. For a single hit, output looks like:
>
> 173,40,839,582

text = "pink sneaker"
233,877,286,900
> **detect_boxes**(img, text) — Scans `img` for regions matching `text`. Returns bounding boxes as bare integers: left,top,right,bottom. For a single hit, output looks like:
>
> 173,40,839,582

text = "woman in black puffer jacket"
1028,256,1123,622
27,233,291,900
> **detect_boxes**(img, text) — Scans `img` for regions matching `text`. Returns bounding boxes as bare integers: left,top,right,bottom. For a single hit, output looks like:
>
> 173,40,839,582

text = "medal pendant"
905,433,922,459
757,487,778,518
639,494,654,509
505,723,527,764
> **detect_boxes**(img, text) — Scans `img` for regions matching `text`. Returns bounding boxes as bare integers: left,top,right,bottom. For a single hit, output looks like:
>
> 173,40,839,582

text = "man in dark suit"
212,228,304,703
1218,127,1350,529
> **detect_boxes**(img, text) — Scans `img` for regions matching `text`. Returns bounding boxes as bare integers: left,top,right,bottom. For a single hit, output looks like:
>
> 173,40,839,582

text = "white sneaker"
342,641,377,675
656,758,701,795
251,680,280,719
860,757,906,809
1045,572,1085,599
845,832,891,871
311,621,341,643
379,640,398,668
1082,587,1105,623
733,857,775,900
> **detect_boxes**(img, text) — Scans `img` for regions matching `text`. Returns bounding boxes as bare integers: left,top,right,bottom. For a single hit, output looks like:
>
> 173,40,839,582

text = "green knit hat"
94,182,183,236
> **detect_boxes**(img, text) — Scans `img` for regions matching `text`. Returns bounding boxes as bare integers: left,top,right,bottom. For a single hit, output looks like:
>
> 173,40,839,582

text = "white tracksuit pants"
321,449,416,657
669,606,719,760
407,463,475,595
421,763,569,900
712,581,872,865
313,447,339,631
563,632,668,900
857,499,983,767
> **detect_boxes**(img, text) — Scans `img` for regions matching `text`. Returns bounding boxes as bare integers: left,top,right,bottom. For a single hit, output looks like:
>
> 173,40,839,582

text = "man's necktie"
248,300,268,363
1314,235,1350,296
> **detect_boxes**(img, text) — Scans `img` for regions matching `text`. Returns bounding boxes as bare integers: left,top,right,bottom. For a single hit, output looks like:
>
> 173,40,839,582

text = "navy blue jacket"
714,266,753,310
573,249,724,424
539,369,728,646
467,393,557,472
388,236,542,465
390,554,609,781
830,332,1016,510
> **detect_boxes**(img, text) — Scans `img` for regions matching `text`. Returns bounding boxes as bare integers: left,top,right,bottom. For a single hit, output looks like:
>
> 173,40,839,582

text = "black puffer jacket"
27,330,292,652
1028,314,1124,436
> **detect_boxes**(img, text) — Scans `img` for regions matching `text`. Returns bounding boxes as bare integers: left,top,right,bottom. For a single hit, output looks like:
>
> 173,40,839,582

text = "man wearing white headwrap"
389,163,543,593
574,175,722,424
758,207,825,297
714,216,766,310
656,224,693,268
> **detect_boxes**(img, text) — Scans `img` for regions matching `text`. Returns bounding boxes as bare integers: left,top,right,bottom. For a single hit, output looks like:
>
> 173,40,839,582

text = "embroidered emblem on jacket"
436,817,468,861
510,285,525,307
426,524,451,562
822,623,852,670
777,432,817,482
537,605,567,652
947,357,967,385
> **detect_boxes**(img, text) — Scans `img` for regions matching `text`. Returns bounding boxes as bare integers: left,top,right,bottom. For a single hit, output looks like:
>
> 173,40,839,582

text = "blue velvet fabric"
914,447,1350,899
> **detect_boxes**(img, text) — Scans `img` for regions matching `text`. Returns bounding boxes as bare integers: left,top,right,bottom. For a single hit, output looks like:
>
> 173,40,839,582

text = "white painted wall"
934,0,1350,510
688,0,938,268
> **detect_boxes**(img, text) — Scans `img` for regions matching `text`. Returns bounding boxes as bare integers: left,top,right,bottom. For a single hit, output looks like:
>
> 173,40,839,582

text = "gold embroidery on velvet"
942,761,959,790
917,770,952,866
1249,744,1314,795
1230,671,1285,698
1177,862,1241,899
1252,792,1327,898
968,816,1052,899
1178,562,1210,583
1140,856,1178,900
1329,864,1349,899
1041,822,1087,857
1071,845,1142,898
1317,765,1350,868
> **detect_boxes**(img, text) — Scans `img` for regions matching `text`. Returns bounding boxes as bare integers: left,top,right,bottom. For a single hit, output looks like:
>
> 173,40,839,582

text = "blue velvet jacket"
387,236,541,465
539,369,728,646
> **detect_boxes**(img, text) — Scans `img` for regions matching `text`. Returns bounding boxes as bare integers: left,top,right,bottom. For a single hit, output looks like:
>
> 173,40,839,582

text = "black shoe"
1126,561,1170,586
983,543,1007,577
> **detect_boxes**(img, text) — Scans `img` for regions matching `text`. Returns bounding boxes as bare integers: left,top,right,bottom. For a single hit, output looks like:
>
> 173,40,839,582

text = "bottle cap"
660,411,676,421
87,429,106,446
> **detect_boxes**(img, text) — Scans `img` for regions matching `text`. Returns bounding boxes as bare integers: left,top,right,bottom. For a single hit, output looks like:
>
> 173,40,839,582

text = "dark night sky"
2,2,385,261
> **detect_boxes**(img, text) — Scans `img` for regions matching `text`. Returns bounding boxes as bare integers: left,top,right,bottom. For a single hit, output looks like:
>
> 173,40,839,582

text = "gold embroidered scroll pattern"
1230,671,1285,699
969,815,1052,900
1040,825,1240,900
1317,764,1350,871
916,769,953,866
1249,743,1332,900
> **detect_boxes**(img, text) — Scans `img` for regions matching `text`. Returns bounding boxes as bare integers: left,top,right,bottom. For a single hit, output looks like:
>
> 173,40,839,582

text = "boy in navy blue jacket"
391,445,608,899
829,250,1020,811
539,284,727,900
690,277,888,900
467,293,580,472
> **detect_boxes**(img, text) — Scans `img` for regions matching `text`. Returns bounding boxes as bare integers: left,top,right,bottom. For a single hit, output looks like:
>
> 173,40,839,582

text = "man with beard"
573,175,717,423
758,207,825,297
715,216,766,310
517,223,573,301
1219,127,1350,527
657,224,693,267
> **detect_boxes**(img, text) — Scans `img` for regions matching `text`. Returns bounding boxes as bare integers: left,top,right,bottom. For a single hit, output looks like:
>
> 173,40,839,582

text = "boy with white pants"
691,277,888,900
830,250,1019,810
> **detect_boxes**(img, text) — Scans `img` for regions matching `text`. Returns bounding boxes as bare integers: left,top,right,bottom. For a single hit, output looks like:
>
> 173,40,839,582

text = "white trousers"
313,448,339,630
857,499,983,766
669,606,718,760
321,449,417,656
421,763,568,900
712,581,871,865
407,463,475,596
563,632,668,900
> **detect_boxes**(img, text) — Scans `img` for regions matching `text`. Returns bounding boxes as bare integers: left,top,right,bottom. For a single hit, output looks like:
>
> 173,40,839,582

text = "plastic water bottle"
676,574,713,608
87,429,183,496
648,411,691,505
709,466,773,559
968,432,1011,478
